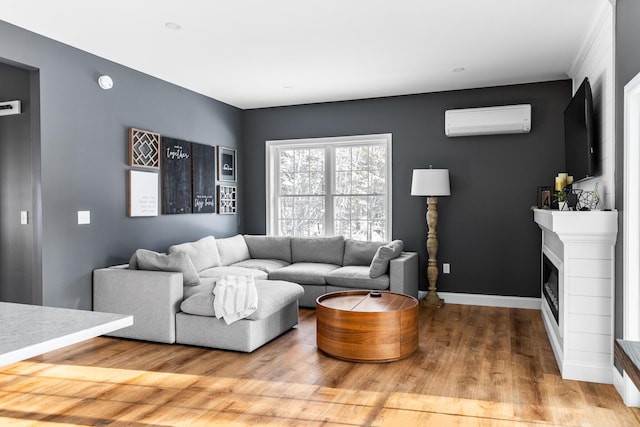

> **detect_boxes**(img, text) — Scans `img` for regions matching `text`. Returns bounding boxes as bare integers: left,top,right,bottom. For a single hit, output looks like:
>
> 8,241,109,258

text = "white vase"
558,201,567,211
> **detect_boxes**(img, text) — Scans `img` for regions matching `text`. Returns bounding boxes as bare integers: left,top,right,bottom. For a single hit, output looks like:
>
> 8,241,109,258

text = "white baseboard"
431,292,541,310
613,366,640,407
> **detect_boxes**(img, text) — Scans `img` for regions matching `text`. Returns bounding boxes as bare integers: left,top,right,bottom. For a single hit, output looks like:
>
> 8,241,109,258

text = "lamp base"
422,291,444,309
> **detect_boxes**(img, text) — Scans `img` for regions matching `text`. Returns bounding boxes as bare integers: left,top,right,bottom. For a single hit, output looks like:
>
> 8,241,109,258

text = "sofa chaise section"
176,279,303,352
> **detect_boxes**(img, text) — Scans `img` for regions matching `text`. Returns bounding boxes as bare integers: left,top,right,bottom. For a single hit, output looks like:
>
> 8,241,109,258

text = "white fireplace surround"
533,209,618,384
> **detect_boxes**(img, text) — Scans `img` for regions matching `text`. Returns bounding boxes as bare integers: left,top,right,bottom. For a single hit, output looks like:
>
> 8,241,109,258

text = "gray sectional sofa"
93,234,418,352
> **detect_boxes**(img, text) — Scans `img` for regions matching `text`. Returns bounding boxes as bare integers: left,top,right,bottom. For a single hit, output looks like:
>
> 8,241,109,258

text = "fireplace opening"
543,254,559,324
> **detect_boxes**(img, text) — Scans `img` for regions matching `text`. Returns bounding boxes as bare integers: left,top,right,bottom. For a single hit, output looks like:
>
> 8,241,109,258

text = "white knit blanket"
213,275,258,325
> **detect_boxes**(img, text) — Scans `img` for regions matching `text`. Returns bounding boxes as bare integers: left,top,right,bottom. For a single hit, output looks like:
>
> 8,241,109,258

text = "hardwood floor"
0,304,638,426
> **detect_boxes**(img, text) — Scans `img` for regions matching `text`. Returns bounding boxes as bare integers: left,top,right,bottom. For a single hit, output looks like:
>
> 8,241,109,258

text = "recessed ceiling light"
165,22,182,30
453,67,465,73
283,86,294,90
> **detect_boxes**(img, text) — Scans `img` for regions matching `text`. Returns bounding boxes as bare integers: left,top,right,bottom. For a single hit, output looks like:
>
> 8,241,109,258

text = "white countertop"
0,302,132,367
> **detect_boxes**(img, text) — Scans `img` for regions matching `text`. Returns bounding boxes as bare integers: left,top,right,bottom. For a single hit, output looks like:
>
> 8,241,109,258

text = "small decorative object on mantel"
554,173,573,211
537,186,552,209
579,183,601,211
217,146,237,182
217,185,237,214
129,128,160,169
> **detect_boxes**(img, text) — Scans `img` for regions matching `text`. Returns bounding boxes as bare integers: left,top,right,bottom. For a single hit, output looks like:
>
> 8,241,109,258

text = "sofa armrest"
93,267,183,344
389,252,419,299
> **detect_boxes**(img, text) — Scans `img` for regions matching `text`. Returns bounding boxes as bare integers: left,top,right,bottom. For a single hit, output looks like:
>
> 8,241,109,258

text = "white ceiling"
0,0,606,109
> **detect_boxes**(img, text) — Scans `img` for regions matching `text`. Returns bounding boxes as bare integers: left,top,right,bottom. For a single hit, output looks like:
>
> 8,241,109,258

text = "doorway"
0,60,41,305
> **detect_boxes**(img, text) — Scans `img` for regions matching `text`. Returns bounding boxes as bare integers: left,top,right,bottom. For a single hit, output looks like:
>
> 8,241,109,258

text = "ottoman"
176,279,304,352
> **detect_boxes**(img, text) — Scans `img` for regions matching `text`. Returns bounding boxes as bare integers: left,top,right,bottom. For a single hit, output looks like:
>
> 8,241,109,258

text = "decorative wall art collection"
126,127,237,217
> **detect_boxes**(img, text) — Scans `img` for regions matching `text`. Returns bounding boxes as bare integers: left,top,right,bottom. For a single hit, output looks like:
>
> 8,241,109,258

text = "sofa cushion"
268,262,340,285
180,291,216,316
326,266,389,290
199,266,267,281
244,235,292,263
369,240,404,278
343,239,386,266
232,259,291,274
291,236,345,265
180,279,304,320
168,236,221,272
216,234,251,266
135,249,200,286
247,280,304,320
183,277,217,299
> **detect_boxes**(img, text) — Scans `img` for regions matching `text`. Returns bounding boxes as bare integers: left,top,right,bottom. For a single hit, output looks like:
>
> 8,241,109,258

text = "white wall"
568,0,615,209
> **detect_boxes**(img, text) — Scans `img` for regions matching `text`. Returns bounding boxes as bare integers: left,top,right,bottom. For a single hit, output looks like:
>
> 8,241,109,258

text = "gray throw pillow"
168,235,221,272
135,249,200,286
128,252,138,270
369,240,404,278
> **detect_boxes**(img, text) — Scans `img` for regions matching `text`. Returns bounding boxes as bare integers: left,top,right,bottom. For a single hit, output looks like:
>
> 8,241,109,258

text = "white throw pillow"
369,240,404,278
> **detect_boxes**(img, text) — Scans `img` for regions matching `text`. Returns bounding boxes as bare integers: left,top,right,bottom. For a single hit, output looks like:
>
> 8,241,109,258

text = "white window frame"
266,133,392,240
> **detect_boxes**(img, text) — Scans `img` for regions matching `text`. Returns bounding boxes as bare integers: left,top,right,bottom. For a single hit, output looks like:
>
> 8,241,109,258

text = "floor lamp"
411,167,451,308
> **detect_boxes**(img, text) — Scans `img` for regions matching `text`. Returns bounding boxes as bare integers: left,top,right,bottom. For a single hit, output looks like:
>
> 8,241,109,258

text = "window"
266,134,392,241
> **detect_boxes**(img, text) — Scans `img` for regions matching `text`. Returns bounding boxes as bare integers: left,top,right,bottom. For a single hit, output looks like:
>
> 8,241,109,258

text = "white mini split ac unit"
444,104,531,137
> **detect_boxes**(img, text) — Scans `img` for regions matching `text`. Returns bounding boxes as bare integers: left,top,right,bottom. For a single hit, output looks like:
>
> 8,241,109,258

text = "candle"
555,177,563,191
556,173,567,190
567,175,574,185
558,173,568,187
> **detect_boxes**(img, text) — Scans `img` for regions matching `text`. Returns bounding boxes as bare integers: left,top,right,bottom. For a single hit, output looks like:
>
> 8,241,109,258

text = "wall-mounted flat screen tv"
564,77,596,182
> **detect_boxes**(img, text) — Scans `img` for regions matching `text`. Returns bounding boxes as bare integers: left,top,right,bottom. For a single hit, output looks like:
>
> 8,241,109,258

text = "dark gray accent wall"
614,0,640,344
243,81,571,296
0,20,243,309
0,61,36,304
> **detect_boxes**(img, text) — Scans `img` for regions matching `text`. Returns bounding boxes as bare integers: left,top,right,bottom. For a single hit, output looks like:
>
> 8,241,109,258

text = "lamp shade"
411,169,451,196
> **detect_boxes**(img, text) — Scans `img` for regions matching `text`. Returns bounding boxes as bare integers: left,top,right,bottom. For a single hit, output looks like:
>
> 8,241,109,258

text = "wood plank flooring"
0,304,638,426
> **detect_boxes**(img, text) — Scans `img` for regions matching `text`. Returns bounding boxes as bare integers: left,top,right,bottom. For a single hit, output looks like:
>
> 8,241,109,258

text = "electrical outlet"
78,210,91,225
443,263,450,274
20,211,28,225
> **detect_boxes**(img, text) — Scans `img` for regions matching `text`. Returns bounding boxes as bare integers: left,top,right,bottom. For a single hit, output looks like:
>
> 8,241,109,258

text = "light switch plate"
20,211,28,225
78,210,91,225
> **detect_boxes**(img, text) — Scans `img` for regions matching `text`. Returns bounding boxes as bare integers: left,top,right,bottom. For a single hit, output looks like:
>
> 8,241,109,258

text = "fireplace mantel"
533,209,618,243
533,208,618,384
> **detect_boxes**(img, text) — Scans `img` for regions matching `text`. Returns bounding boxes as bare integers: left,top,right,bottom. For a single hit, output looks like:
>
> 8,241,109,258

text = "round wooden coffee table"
316,290,419,362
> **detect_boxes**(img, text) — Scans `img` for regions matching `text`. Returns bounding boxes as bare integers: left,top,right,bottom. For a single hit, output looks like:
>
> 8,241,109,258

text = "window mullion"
325,146,334,236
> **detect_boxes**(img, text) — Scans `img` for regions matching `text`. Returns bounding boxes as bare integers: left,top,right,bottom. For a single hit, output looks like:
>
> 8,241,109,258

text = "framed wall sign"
128,170,159,217
129,128,160,169
217,146,237,182
217,185,237,214
192,143,216,213
161,137,192,214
